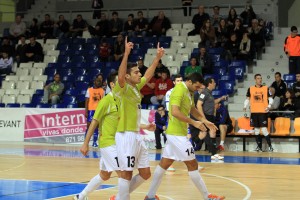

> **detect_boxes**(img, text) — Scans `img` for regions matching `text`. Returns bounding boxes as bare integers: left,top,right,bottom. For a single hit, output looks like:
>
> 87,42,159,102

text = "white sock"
147,165,165,198
118,178,130,200
79,174,103,200
220,141,224,146
188,170,209,199
129,174,145,193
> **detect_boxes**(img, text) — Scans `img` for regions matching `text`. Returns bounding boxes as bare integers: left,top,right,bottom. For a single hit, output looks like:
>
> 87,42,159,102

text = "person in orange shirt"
243,74,274,152
85,77,105,147
284,26,300,74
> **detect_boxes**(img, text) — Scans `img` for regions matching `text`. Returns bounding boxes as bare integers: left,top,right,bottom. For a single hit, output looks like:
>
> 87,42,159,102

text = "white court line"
203,173,252,200
108,189,175,200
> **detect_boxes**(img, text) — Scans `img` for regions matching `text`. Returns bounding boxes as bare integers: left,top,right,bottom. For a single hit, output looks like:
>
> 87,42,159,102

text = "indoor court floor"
0,142,300,200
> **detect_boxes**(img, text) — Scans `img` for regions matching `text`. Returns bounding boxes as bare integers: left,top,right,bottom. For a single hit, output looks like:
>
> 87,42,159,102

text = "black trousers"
154,128,167,149
289,56,300,74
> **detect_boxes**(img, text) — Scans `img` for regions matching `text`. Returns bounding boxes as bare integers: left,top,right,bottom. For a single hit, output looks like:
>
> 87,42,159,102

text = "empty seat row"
0,94,31,105
5,75,47,82
2,80,44,90
16,67,44,76
0,89,35,96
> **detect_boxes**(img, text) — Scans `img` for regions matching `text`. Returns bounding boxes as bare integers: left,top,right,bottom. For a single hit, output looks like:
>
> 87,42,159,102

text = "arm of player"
85,98,89,118
80,119,99,156
118,37,133,88
190,106,217,132
143,42,165,82
140,123,156,131
243,97,250,112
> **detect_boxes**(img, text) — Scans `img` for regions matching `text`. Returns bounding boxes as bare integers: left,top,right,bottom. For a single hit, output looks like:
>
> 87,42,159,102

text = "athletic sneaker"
211,154,224,160
73,194,88,200
268,146,274,152
144,195,160,200
109,195,116,200
208,193,225,200
217,145,225,151
167,166,175,171
255,146,263,152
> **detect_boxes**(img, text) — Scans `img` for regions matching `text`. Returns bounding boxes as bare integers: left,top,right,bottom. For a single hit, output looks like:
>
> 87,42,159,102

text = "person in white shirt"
0,52,13,76
165,74,183,111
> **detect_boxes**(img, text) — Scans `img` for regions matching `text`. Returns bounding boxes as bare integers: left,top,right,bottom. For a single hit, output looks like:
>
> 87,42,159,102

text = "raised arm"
118,37,134,88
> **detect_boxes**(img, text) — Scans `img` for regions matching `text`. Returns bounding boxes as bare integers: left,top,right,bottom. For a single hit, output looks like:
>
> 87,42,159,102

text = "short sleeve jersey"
93,92,119,148
113,77,147,132
165,88,174,111
166,82,194,136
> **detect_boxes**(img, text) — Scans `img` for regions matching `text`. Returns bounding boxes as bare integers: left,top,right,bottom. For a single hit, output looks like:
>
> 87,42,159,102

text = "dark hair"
112,11,118,16
275,72,281,77
185,72,204,84
126,62,138,74
254,74,261,79
204,78,214,87
291,26,298,32
77,14,82,18
137,11,143,15
107,71,118,89
213,6,220,10
286,88,295,98
54,73,60,77
171,74,182,81
32,18,38,24
128,14,134,18
45,14,50,17
157,105,165,110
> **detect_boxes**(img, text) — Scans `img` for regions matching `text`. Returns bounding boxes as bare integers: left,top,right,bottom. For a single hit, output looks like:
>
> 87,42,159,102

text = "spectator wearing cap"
284,26,300,74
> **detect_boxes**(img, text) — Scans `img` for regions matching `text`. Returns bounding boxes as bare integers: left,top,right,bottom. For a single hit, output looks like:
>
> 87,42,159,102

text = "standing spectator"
109,11,123,37
188,5,210,36
269,86,281,120
165,74,183,111
123,14,136,37
15,35,27,65
91,0,103,19
197,46,212,74
148,11,171,37
68,14,88,38
210,6,223,28
284,26,300,74
26,18,39,38
0,37,15,59
135,11,149,37
113,34,125,61
248,19,265,59
24,36,44,62
141,76,156,105
270,72,287,98
137,58,148,76
154,105,168,149
184,57,202,78
243,74,274,152
224,32,240,61
151,70,173,105
99,38,113,62
39,14,54,40
216,19,229,47
182,0,193,17
215,101,232,151
43,73,64,104
240,5,256,28
154,59,170,78
0,51,13,76
238,31,251,60
88,13,110,38
9,15,26,43
279,89,295,120
227,8,238,27
53,15,70,39
292,73,300,118
200,19,217,48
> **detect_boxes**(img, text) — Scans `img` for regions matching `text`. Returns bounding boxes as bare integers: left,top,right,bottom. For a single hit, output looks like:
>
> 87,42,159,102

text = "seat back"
237,117,253,130
274,117,290,136
16,80,30,90
17,94,31,104
2,81,16,89
2,94,16,104
294,117,300,135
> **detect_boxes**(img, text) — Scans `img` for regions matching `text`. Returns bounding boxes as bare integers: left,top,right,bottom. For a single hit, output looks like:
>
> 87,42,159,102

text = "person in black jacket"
188,5,210,36
148,11,171,37
53,15,70,39
24,36,44,62
91,0,103,19
154,105,168,149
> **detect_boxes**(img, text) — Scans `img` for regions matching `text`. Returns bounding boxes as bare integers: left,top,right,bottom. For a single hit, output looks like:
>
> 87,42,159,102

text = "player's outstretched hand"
156,42,165,59
124,36,134,56
203,120,218,132
192,121,207,132
80,144,89,156
145,123,156,131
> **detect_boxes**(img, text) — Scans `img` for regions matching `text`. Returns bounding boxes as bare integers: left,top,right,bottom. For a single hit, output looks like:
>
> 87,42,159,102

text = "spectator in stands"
15,35,27,66
91,0,103,19
68,14,88,38
279,88,295,120
39,14,54,40
113,34,125,61
224,32,240,61
53,15,70,39
154,59,170,78
188,5,210,36
148,11,171,37
165,74,183,111
238,31,251,60
9,15,26,43
0,37,15,59
137,58,148,76
123,14,136,37
182,0,193,17
269,86,281,120
141,76,156,105
292,73,300,118
284,26,300,74
210,6,223,28
154,105,168,149
24,36,44,62
240,4,257,28
216,19,229,47
26,18,39,38
0,51,13,76
43,73,64,105
185,57,202,77
270,72,287,98
151,70,173,105
248,19,265,59
229,18,244,42
98,38,113,62
88,13,110,38
227,8,238,27
200,19,217,48
135,11,149,37
109,11,123,37
197,46,212,74
215,101,232,151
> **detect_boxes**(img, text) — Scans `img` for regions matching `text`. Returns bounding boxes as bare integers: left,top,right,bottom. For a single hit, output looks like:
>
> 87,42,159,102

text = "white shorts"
115,131,150,171
99,145,119,172
162,135,196,161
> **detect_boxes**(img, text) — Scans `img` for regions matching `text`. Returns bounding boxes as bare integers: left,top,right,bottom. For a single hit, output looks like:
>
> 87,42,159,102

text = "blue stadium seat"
218,81,235,95
87,68,102,76
65,88,79,96
21,103,34,108
60,62,73,69
129,54,144,62
71,56,85,63
219,74,235,82
35,89,44,95
85,55,99,63
62,75,75,83
213,67,227,76
130,37,144,44
182,61,189,67
6,103,20,108
208,47,224,55
73,68,87,76
85,49,98,56
56,43,70,51
36,103,51,108
180,66,187,77
229,66,244,80
106,61,120,70
159,42,170,48
72,49,85,56
87,61,103,69
143,37,158,43
143,42,155,49
66,103,78,108
86,38,100,45
0,103,5,108
47,63,58,68
58,68,72,77
59,49,74,56
283,74,296,82
44,68,57,76
141,104,148,109
51,103,66,108
211,54,221,62
58,38,72,44
76,94,86,102
229,60,247,72
76,75,88,82
72,38,86,44
3,28,10,37
74,81,89,91
204,74,220,82
31,94,43,105
192,48,199,54
214,60,229,68
63,95,77,104
158,36,172,43
63,82,74,89
57,55,71,63
212,89,226,98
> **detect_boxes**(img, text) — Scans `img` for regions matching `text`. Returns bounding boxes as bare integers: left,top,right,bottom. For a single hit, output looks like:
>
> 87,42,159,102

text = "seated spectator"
137,58,147,76
88,13,109,38
154,105,168,149
216,18,229,47
24,36,44,62
109,11,123,37
123,14,136,37
9,15,26,43
200,19,217,48
0,37,15,59
227,8,238,27
248,19,265,59
224,32,240,61
154,59,170,78
240,5,256,28
43,73,64,104
135,11,149,37
26,18,39,38
148,11,171,37
184,57,202,77
279,89,295,119
210,6,223,28
98,38,113,62
67,14,88,38
229,18,244,42
215,101,233,151
15,35,27,65
197,46,212,74
39,14,54,40
151,70,173,105
113,34,125,61
270,72,287,98
269,86,281,120
53,15,70,39
141,76,156,105
292,73,300,117
0,51,13,76
238,31,251,60
188,5,210,36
